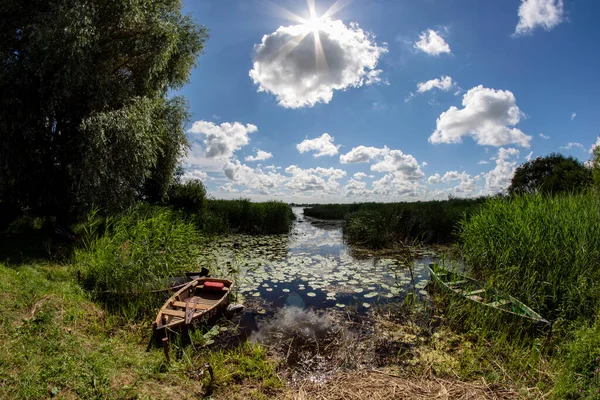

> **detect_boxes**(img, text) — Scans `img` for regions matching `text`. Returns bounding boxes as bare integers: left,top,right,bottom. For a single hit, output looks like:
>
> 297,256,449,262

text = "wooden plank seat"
171,301,211,310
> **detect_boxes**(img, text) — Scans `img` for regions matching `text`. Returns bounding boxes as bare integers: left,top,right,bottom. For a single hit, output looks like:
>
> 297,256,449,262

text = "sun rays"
265,0,352,75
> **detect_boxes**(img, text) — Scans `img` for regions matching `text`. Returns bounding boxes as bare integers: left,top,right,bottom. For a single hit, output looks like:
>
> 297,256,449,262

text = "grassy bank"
305,198,485,248
0,262,283,399
455,192,600,397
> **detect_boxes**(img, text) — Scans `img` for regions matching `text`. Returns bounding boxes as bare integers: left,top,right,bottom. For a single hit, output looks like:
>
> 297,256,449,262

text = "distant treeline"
304,198,486,248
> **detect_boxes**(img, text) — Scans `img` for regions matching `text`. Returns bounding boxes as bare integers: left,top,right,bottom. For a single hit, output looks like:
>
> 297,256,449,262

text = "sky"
176,0,600,203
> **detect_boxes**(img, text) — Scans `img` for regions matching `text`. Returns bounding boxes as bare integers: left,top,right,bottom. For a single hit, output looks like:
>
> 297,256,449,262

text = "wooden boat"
154,277,233,331
428,263,549,328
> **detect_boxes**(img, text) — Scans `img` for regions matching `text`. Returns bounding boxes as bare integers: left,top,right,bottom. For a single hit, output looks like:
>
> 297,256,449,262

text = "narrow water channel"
199,207,437,312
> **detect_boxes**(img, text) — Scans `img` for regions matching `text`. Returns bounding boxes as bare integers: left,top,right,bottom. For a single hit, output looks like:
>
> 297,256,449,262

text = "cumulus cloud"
181,169,208,182
353,172,368,180
223,160,286,195
590,137,600,154
371,150,425,180
414,29,451,55
427,173,442,185
478,160,489,165
187,121,257,159
417,76,454,93
296,133,340,157
515,0,564,36
344,178,369,197
484,147,520,193
245,150,273,162
249,19,388,108
429,85,531,148
285,165,347,193
340,145,387,163
560,142,585,151
539,133,550,139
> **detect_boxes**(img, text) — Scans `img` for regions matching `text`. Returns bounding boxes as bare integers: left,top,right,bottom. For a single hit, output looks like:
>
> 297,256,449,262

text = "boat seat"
161,309,188,318
487,299,510,308
171,301,211,310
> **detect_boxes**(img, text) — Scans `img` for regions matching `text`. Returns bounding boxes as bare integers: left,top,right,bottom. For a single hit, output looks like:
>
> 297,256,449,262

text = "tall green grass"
305,199,484,248
460,192,600,322
75,205,203,302
204,199,294,234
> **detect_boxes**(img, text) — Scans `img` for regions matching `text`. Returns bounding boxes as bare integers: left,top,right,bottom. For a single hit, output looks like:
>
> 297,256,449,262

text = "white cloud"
285,165,347,193
590,137,600,155
181,169,208,182
353,172,368,180
484,147,520,194
427,173,442,185
515,0,564,36
249,19,388,108
371,150,425,181
429,85,531,148
539,133,550,139
344,178,369,197
245,150,273,162
223,160,286,195
478,160,489,165
560,142,585,151
571,112,576,120
187,121,257,159
414,29,451,55
340,145,387,163
296,133,340,157
422,161,428,167
526,151,534,161
219,183,239,193
417,76,454,93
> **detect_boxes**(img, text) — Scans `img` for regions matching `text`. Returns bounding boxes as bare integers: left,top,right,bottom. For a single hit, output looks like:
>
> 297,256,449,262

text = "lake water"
198,207,438,312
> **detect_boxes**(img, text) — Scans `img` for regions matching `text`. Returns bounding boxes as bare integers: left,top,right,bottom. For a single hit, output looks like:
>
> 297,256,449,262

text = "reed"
459,192,600,322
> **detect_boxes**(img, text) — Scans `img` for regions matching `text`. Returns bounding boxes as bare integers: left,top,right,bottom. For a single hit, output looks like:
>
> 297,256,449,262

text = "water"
198,207,437,312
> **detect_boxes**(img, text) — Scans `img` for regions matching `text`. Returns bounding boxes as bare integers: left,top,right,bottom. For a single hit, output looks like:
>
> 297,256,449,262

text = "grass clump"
75,205,203,307
459,192,600,322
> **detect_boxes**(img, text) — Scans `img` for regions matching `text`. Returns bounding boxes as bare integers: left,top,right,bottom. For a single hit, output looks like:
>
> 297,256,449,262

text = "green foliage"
554,321,600,398
508,153,592,195
204,199,295,235
0,0,208,221
75,205,203,303
459,193,600,322
168,179,207,212
307,199,484,248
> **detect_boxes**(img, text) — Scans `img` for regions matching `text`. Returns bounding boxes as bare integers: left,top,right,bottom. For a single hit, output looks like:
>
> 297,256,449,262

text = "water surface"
199,207,437,311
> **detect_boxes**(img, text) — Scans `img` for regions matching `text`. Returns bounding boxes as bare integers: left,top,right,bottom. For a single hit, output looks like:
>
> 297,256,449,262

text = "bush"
459,192,600,322
167,179,207,212
75,205,203,298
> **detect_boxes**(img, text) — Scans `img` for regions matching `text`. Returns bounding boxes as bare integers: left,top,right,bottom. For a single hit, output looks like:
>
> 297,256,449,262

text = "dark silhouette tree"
0,0,208,223
508,153,592,195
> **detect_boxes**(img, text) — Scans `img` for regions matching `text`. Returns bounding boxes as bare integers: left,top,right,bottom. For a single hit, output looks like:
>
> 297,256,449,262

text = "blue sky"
176,0,600,202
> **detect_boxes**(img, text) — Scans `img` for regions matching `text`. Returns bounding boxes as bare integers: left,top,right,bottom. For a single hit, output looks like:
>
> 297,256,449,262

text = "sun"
303,15,325,33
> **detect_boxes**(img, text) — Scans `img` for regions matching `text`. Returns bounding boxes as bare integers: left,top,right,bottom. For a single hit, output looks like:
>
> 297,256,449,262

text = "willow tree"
0,0,208,222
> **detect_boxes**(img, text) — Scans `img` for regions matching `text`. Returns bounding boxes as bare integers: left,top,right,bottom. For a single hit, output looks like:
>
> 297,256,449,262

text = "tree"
0,0,208,222
508,153,592,195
